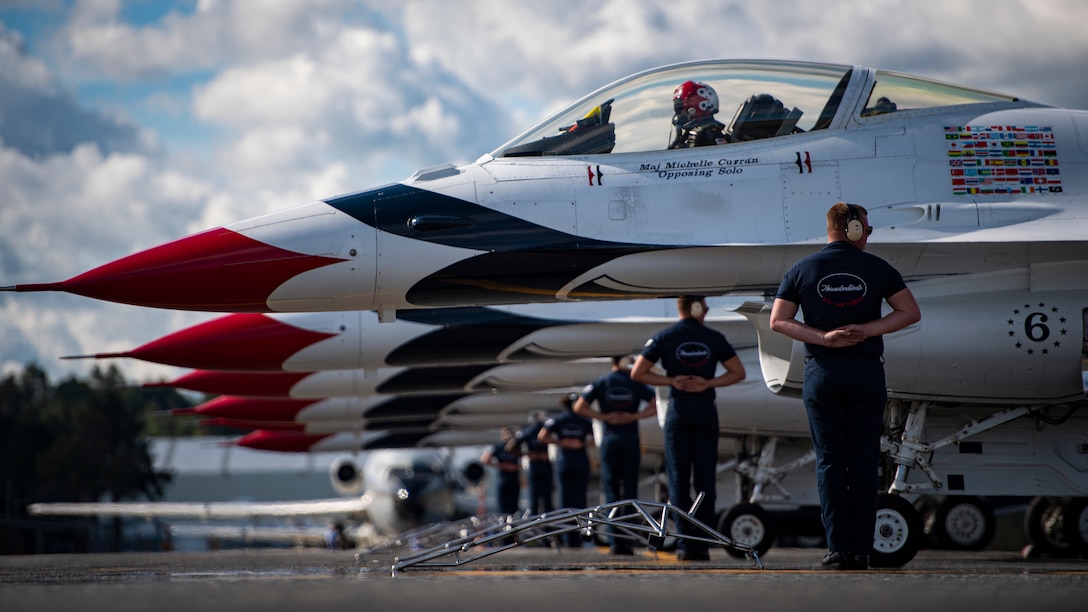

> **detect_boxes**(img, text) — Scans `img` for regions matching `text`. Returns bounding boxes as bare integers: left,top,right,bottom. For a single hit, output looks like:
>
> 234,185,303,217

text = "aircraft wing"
27,498,370,521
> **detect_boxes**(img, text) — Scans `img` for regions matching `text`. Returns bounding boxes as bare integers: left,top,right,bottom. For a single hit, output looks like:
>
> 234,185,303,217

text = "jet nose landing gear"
870,493,923,568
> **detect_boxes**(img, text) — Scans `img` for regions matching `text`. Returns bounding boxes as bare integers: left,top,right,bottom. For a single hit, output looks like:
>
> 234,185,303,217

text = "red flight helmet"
673,80,719,122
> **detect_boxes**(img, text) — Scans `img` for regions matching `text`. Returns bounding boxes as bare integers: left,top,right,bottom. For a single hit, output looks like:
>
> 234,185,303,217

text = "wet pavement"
1,545,1085,612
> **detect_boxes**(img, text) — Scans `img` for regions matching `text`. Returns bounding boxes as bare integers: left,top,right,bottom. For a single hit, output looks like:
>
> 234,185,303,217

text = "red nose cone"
191,395,317,420
121,314,338,371
235,430,330,452
149,370,312,396
20,228,345,312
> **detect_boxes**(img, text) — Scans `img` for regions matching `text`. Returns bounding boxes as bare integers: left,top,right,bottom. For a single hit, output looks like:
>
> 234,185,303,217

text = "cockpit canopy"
493,59,1019,157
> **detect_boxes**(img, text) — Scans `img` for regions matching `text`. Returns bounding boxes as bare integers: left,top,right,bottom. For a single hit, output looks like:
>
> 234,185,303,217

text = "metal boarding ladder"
384,495,764,575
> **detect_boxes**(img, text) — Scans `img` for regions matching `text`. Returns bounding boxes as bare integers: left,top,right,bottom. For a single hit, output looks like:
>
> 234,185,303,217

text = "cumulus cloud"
0,142,210,278
55,0,368,81
0,24,145,158
191,22,510,197
394,0,1088,111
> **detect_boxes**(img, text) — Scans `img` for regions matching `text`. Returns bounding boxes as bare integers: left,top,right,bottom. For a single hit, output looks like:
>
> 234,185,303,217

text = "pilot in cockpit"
861,96,898,117
668,80,731,149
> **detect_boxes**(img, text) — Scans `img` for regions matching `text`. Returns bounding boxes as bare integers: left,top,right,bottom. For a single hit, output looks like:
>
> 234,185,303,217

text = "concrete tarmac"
1,545,1085,612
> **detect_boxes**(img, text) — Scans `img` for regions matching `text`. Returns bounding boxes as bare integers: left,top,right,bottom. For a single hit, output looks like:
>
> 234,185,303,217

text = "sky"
2,0,1088,386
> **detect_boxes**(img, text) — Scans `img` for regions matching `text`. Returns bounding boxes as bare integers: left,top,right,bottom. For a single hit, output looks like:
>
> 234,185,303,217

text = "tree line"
0,363,209,554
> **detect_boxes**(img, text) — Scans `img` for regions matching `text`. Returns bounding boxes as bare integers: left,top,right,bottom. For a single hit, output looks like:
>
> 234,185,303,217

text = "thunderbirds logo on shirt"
676,342,711,367
604,388,636,409
818,273,867,307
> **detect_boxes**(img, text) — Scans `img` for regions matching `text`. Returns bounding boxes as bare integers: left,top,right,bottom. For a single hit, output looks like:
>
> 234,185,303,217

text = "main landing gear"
915,495,996,551
1022,496,1088,558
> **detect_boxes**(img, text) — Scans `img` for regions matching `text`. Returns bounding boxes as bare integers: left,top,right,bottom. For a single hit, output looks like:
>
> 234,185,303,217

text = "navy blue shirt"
513,422,550,458
488,441,521,477
542,412,593,457
639,318,737,403
776,241,908,358
581,370,654,438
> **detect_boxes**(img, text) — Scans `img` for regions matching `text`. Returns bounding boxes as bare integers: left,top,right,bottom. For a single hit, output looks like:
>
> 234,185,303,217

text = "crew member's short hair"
826,202,868,234
677,295,706,316
560,392,579,411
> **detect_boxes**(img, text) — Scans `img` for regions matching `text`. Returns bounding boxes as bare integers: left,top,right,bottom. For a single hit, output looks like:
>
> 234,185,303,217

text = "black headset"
845,204,865,242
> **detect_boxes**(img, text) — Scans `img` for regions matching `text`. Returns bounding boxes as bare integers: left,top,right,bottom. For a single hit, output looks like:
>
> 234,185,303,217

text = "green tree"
0,361,198,553
1,363,193,552
0,364,53,516
32,365,174,503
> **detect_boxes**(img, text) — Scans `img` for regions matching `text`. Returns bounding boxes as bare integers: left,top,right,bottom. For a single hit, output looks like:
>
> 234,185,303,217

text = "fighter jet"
144,359,614,398
5,59,1084,316
179,391,570,424
62,302,756,371
176,392,569,438
214,348,809,446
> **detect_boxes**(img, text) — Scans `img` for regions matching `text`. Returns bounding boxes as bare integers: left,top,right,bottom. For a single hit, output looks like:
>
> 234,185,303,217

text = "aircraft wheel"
718,502,775,559
1024,496,1071,556
870,493,923,568
1060,497,1088,555
931,496,995,551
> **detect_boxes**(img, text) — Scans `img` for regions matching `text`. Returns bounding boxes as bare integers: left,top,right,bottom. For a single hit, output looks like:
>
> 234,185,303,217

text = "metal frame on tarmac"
380,495,764,575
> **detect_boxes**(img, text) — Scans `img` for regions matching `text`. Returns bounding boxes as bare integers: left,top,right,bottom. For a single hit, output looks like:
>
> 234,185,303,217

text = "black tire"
718,502,775,559
1024,496,1070,556
932,496,995,551
870,493,923,568
1060,497,1088,555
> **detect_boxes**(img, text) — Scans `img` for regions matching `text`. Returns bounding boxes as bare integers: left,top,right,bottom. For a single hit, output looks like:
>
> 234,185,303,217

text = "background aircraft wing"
27,498,370,521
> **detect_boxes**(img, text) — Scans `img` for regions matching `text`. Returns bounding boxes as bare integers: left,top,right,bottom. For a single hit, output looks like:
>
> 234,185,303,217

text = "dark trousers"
557,450,590,546
527,460,555,515
497,474,521,515
600,433,641,550
664,401,719,555
802,354,887,555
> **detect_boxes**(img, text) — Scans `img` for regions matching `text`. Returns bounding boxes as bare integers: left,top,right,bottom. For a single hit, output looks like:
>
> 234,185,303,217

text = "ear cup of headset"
846,218,864,241
845,204,864,241
690,300,705,317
